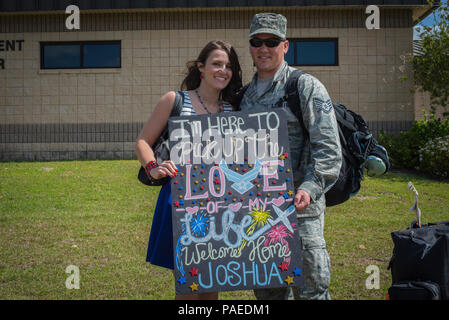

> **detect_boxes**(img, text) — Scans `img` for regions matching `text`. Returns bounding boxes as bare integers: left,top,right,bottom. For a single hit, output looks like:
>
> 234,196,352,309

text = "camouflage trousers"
254,214,331,300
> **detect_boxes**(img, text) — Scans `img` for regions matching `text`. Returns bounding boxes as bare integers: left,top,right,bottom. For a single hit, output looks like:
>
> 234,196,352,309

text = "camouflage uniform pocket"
298,235,331,300
301,236,326,250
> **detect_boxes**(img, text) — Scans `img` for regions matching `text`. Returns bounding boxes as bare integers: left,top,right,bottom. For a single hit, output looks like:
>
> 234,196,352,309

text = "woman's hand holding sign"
150,160,178,179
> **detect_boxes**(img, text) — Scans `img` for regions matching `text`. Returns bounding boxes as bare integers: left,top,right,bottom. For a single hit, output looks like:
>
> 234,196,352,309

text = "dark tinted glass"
297,41,336,65
41,42,121,69
83,43,121,68
249,38,282,48
285,44,295,65
43,44,80,68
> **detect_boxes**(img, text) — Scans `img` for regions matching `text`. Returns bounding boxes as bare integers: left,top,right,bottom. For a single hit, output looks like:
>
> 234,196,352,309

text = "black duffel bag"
388,280,441,300
388,220,449,300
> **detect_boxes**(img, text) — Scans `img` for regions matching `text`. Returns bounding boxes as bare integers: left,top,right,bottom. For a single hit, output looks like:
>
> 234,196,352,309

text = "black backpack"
236,69,389,207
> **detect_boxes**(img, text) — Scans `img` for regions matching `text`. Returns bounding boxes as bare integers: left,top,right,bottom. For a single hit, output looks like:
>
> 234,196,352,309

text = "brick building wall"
0,7,417,161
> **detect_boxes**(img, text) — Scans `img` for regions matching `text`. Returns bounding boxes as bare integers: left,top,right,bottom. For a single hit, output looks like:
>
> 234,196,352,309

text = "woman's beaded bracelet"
144,161,158,177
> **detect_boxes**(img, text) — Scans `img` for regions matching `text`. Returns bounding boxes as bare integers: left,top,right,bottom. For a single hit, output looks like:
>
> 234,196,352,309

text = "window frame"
40,40,122,70
287,38,339,67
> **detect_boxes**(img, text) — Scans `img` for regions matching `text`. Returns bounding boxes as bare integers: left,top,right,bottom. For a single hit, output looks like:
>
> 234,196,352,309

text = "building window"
286,39,338,66
41,41,121,69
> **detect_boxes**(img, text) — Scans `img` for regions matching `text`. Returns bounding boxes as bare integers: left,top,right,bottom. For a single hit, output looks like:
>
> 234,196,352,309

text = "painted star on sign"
177,276,186,285
293,267,302,277
279,261,289,271
189,267,199,276
285,276,294,285
189,282,199,292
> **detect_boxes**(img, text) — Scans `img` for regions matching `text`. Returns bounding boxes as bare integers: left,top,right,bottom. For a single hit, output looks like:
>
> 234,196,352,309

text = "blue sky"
414,0,447,39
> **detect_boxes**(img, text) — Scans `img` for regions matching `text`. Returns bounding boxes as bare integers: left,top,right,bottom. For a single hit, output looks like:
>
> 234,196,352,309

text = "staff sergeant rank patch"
313,98,333,114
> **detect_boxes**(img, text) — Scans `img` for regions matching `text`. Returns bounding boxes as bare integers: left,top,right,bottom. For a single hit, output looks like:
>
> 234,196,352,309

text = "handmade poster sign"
168,109,303,294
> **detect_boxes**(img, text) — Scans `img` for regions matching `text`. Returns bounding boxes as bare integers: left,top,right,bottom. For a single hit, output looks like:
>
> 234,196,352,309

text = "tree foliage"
413,0,449,117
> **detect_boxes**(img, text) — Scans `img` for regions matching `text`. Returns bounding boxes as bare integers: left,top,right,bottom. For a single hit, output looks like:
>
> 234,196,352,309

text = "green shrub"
418,135,449,177
378,114,449,170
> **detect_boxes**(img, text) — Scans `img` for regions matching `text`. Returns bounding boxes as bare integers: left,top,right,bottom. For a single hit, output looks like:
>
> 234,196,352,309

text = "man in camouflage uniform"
240,13,342,300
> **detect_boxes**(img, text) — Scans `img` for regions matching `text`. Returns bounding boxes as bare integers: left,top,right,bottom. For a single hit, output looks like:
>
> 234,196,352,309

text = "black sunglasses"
249,38,283,48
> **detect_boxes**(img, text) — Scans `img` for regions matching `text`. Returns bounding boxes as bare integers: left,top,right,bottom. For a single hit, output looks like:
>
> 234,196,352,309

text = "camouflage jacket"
240,61,342,218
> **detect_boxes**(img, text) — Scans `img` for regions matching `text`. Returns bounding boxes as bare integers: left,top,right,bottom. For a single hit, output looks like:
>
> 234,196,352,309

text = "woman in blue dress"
135,40,242,300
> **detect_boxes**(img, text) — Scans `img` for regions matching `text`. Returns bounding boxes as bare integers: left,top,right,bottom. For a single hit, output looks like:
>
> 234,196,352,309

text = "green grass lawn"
0,160,448,300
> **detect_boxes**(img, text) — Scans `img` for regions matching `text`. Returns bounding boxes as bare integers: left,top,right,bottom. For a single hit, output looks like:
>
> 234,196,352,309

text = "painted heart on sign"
271,196,285,207
186,206,199,214
228,203,242,212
